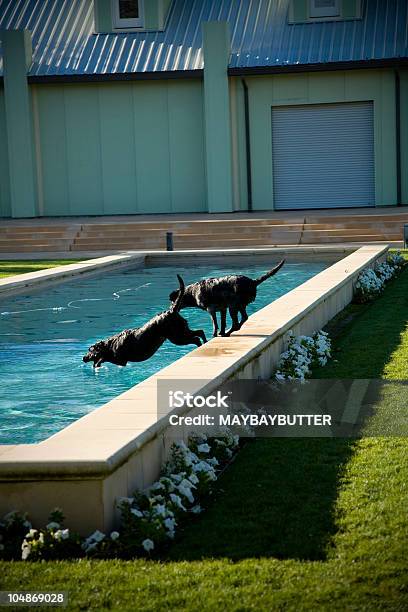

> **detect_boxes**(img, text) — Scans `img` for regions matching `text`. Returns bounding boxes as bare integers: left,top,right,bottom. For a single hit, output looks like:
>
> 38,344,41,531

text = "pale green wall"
34,80,206,216
239,69,397,211
0,88,11,217
400,69,408,205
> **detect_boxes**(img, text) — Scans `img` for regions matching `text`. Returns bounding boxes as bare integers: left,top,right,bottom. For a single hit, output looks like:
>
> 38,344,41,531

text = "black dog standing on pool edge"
169,260,285,337
83,275,207,368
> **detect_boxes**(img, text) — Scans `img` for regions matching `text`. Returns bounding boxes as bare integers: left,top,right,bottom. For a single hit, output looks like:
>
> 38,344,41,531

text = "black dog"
83,275,207,368
169,260,285,337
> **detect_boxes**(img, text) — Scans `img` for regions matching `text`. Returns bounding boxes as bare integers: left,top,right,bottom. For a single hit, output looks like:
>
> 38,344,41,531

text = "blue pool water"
0,262,326,444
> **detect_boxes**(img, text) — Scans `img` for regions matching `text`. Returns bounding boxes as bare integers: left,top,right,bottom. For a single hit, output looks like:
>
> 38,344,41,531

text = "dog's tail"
170,274,185,313
254,260,285,286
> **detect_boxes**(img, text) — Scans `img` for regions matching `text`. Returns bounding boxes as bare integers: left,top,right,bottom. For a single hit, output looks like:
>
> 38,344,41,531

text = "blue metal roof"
0,0,407,77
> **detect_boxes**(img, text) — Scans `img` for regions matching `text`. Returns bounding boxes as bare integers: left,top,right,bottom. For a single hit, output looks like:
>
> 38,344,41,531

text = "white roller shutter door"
272,102,375,210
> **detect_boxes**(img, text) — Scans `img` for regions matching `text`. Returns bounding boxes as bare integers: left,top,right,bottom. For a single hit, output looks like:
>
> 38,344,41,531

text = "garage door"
272,102,375,210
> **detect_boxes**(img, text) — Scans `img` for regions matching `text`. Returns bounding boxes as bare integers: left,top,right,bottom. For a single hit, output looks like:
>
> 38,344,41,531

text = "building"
0,0,407,219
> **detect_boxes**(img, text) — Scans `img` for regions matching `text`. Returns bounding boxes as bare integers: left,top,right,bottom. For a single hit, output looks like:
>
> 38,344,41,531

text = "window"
309,0,340,18
112,0,143,29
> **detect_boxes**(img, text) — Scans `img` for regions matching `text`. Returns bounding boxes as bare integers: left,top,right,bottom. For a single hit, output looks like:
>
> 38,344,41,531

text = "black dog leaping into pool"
169,260,285,337
83,275,207,368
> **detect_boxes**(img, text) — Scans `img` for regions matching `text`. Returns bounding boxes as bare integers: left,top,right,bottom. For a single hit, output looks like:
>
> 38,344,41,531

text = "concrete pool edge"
0,245,389,533
0,253,146,298
0,245,360,298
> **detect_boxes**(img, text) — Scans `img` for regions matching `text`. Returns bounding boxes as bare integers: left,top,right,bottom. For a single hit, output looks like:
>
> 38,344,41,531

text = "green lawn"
0,260,84,279
1,259,408,610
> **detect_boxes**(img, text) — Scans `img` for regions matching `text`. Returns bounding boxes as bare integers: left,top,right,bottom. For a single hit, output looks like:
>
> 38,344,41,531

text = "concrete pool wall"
0,245,388,533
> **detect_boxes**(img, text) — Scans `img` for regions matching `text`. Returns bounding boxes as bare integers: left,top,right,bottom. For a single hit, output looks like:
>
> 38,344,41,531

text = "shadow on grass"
165,268,408,562
166,437,356,562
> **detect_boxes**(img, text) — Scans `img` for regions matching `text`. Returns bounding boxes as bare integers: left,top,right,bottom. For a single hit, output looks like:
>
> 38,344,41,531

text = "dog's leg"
192,329,207,343
208,307,219,337
225,307,241,336
167,330,204,347
219,309,227,337
238,307,249,329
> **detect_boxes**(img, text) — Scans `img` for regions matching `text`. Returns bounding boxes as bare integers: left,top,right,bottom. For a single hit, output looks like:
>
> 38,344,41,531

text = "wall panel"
36,80,206,216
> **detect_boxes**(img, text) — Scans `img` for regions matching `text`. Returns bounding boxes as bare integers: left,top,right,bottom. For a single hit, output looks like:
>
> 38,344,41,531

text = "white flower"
82,529,106,551
110,531,120,541
117,497,134,507
179,478,195,490
176,440,189,452
46,521,60,530
130,508,144,518
188,473,199,485
152,504,167,518
169,493,186,511
178,484,194,504
25,529,38,539
197,443,211,453
150,481,165,492
190,505,203,514
206,457,219,466
164,517,176,532
21,540,31,560
142,538,154,552
53,529,69,541
89,530,105,543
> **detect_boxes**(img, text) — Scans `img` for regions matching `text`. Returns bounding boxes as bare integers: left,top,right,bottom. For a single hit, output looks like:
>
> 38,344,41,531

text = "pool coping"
0,245,360,298
0,244,388,480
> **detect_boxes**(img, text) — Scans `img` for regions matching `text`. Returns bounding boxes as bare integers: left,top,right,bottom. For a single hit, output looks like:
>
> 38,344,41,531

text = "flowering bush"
20,509,83,561
1,432,239,561
354,268,384,302
107,433,239,559
275,331,331,382
387,251,405,269
354,252,405,303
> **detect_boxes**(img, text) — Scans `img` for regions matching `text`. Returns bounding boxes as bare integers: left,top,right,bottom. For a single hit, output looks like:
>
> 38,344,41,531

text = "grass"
0,260,84,279
1,259,408,610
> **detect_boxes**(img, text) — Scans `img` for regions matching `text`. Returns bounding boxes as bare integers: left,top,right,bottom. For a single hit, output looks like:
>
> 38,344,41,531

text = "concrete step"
305,214,408,225
301,234,397,244
0,238,73,246
80,218,304,232
79,224,304,238
301,228,400,237
72,232,301,248
0,244,74,253
304,221,407,231
0,231,79,240
0,225,80,234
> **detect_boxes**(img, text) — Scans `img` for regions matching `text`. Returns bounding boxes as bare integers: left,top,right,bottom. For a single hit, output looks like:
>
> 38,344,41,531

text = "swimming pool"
0,262,326,444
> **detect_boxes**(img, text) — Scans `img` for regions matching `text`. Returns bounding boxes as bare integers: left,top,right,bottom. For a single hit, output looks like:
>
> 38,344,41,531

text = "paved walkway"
1,206,408,227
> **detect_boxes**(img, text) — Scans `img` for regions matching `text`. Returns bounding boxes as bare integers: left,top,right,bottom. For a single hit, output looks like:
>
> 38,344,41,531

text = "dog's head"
83,340,111,368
